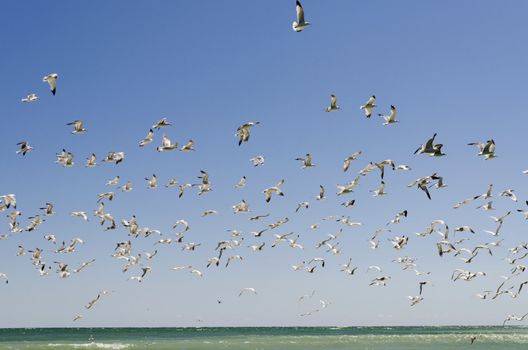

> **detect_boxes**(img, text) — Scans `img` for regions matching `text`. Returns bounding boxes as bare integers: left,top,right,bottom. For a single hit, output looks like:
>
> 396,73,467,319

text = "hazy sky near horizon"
2,0,528,327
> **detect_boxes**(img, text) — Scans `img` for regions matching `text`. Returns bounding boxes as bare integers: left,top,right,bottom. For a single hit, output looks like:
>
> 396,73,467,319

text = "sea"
0,327,526,349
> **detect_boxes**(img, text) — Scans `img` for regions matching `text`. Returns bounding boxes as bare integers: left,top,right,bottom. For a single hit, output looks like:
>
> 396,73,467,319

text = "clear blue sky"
1,0,528,327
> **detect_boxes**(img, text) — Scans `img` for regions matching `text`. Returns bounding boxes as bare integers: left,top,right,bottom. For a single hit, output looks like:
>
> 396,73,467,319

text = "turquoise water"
0,327,527,349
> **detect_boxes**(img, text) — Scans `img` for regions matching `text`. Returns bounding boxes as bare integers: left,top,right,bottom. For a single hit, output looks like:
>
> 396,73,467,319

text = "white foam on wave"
47,342,131,349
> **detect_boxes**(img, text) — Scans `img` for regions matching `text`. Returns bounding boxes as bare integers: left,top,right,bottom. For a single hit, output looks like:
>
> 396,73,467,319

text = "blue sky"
1,0,528,327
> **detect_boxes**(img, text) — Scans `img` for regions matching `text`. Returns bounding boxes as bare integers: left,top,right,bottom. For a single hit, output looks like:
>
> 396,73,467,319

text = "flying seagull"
43,73,59,95
292,0,310,32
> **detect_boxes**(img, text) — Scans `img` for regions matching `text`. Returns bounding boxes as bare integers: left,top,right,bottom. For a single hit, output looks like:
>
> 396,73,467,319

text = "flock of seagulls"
3,1,526,332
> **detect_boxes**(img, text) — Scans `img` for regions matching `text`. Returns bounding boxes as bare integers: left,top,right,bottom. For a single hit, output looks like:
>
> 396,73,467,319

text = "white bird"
234,176,247,189
295,153,315,168
106,176,120,186
236,122,260,146
371,181,387,197
343,151,362,172
468,139,496,160
360,96,376,118
16,141,33,156
500,189,517,202
145,174,158,189
315,185,325,200
408,295,424,306
292,0,310,32
325,94,340,112
139,129,154,147
43,73,59,95
157,135,178,152
379,105,398,125
180,140,195,152
239,287,257,296
71,211,88,221
250,155,265,167
414,133,446,156
336,177,360,195
263,179,285,202
201,210,218,217
121,180,133,192
232,200,249,214
152,118,171,130
85,153,97,168
67,120,87,134
21,93,38,102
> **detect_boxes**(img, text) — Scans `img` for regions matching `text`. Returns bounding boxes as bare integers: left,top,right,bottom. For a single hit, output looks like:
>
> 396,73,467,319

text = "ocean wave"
47,342,130,349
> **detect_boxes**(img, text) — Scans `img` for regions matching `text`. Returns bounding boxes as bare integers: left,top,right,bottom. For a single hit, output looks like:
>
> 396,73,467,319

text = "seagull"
106,176,120,186
414,133,445,156
468,139,496,160
178,183,192,198
73,315,83,322
250,214,270,221
295,201,309,213
325,95,340,112
16,141,33,156
343,151,362,172
43,73,58,95
172,219,190,233
0,273,8,284
180,140,195,152
73,259,96,273
263,179,285,202
201,210,218,217
234,176,247,189
418,281,433,295
236,122,260,146
370,276,391,286
44,234,57,244
476,201,495,211
40,203,54,216
292,0,310,32
165,179,178,188
232,200,249,214
249,242,265,252
379,105,398,125
190,269,203,277
103,151,125,165
250,155,265,167
239,287,257,296
360,96,376,118
85,153,97,168
121,180,133,192
500,189,517,202
97,192,114,203
139,129,154,147
85,294,101,309
295,153,315,168
67,120,87,134
454,226,475,234
21,93,38,102
145,174,158,189
71,211,88,221
503,313,528,326
315,185,325,200
408,295,424,306
341,200,356,207
152,118,171,129
157,135,178,151
226,255,243,268
336,177,360,195
371,181,387,197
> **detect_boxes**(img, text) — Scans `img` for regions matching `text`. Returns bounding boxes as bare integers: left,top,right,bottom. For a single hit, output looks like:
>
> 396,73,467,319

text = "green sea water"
0,327,527,349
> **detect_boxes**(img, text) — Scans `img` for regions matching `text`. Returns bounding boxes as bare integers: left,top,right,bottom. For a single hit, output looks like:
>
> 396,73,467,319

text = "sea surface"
0,327,527,349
